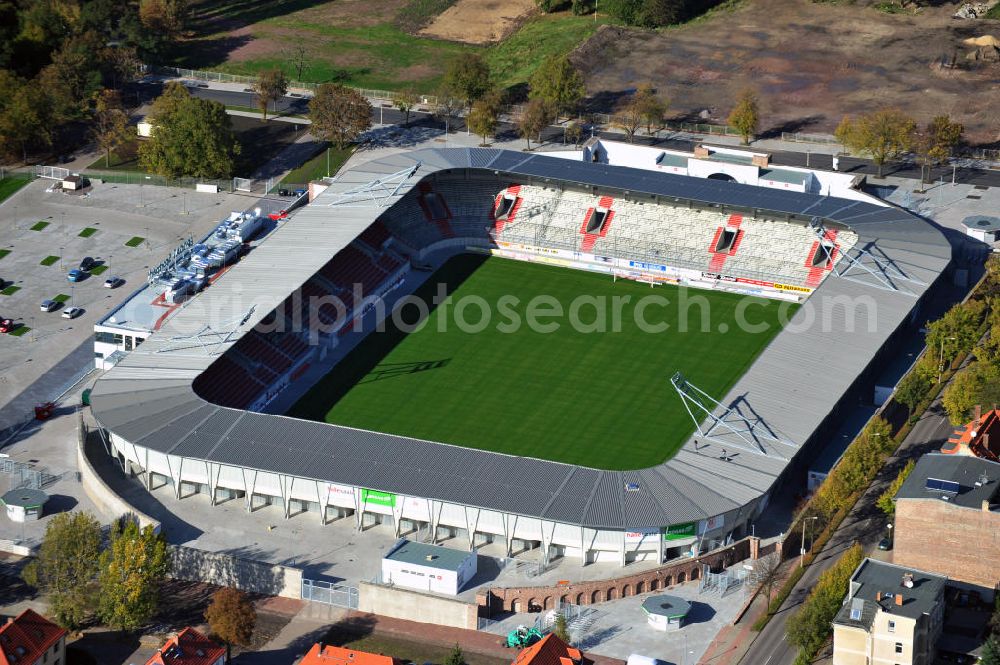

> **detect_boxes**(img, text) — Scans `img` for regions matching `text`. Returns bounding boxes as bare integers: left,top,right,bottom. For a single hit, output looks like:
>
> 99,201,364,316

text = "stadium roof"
90,148,952,531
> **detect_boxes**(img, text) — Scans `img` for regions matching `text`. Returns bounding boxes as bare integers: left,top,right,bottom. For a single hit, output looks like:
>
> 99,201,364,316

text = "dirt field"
573,0,1000,143
420,0,538,43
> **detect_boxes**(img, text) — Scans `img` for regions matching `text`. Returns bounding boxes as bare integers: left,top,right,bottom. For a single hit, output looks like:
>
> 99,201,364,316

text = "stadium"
89,146,951,567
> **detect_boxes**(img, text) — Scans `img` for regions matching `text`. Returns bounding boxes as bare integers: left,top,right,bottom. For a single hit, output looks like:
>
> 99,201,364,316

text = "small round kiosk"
1,488,48,523
641,595,691,632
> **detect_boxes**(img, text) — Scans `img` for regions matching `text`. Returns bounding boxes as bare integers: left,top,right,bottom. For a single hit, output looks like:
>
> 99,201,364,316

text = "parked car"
79,256,96,271
278,189,291,197
0,318,14,333
103,275,123,288
40,299,59,312
67,269,85,282
268,210,289,221
293,188,307,197
61,306,83,319
878,538,892,551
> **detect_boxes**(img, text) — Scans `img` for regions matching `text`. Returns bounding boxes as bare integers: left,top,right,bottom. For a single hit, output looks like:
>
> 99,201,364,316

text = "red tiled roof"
944,408,1000,462
299,644,405,665
0,608,67,665
145,627,225,665
511,634,584,665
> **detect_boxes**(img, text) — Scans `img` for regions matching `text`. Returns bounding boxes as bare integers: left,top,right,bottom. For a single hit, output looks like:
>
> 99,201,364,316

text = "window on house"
895,643,903,654
888,620,895,633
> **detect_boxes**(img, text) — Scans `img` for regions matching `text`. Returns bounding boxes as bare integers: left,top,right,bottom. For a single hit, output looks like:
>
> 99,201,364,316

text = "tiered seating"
320,245,388,290
357,221,392,251
194,356,265,409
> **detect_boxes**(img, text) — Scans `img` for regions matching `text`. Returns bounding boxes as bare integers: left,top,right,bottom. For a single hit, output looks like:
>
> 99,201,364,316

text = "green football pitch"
289,255,796,470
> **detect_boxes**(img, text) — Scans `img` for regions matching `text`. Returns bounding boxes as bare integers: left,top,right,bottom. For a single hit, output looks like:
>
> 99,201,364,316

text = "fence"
0,458,59,490
80,169,234,191
301,578,359,609
33,165,71,181
154,66,439,107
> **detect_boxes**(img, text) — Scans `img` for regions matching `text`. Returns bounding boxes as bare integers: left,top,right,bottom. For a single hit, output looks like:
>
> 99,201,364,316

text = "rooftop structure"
941,406,1000,462
511,634,584,665
896,452,1000,510
299,644,403,665
0,609,67,665
144,627,225,665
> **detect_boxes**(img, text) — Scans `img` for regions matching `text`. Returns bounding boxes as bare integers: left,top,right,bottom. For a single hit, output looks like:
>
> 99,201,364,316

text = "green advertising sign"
361,488,397,508
664,522,697,540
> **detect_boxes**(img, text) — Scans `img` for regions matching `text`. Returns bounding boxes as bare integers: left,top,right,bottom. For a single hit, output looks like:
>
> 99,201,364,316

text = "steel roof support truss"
325,163,422,208
155,306,256,355
809,218,923,295
670,372,797,458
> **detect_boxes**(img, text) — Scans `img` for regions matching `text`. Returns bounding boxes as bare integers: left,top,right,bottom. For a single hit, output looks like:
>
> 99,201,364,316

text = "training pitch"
290,255,795,470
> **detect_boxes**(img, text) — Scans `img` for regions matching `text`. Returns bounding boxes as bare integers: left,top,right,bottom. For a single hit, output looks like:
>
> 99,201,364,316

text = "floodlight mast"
670,372,797,458
808,217,924,295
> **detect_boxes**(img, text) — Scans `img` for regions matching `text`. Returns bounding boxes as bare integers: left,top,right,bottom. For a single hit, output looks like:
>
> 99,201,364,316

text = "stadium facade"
89,147,951,566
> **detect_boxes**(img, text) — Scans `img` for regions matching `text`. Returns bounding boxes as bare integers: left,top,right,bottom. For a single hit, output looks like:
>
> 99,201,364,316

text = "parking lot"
0,178,252,430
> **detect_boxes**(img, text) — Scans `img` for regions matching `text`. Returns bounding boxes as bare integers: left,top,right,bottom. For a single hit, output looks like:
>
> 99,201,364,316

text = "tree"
92,89,132,167
20,512,102,629
876,459,915,517
393,89,419,127
41,30,106,120
893,358,935,414
613,93,644,143
103,46,144,90
205,587,256,664
308,83,373,150
943,363,1000,425
139,0,187,41
529,55,586,117
445,643,465,665
728,88,760,145
284,44,310,81
786,544,863,661
633,83,668,135
755,553,782,605
519,98,554,150
468,94,501,146
835,108,916,178
433,86,464,135
443,54,492,109
253,69,288,122
565,120,584,148
99,520,170,632
982,637,1000,665
552,611,571,643
926,299,987,374
0,73,53,162
139,82,240,178
916,115,963,185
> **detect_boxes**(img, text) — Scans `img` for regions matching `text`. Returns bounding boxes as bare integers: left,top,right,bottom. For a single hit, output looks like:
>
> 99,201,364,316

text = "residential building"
832,559,946,665
298,644,403,665
893,453,1000,595
511,634,586,665
940,406,1000,462
145,627,225,665
0,608,67,665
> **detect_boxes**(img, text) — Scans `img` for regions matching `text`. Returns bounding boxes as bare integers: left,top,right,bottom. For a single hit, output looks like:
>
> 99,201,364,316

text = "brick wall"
894,499,1000,591
477,539,750,613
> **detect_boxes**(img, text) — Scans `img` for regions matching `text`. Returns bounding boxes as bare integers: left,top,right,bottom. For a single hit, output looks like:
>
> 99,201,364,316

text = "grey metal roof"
896,453,1000,510
834,558,946,627
0,488,48,508
89,148,952,531
384,540,474,571
641,594,691,618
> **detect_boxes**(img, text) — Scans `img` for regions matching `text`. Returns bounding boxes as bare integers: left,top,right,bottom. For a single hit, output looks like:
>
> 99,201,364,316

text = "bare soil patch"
573,0,1000,142
420,0,537,44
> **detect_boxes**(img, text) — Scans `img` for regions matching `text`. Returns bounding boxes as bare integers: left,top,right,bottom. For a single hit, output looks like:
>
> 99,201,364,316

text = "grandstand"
89,147,951,567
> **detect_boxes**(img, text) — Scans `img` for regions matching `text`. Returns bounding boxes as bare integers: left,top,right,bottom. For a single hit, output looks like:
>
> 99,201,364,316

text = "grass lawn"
290,255,793,470
8,326,30,337
125,236,145,247
87,140,141,171
172,3,603,93
0,174,31,203
89,265,109,276
39,256,60,266
0,250,10,261
1,285,20,296
30,221,49,231
280,145,353,185
52,294,70,302
79,227,98,238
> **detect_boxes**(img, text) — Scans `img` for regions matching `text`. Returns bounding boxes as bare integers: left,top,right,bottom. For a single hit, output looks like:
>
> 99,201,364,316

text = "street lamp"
800,516,819,568
886,523,893,547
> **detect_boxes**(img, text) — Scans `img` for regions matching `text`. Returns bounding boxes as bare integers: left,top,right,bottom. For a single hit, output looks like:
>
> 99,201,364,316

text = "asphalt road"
738,396,958,665
127,81,1000,189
